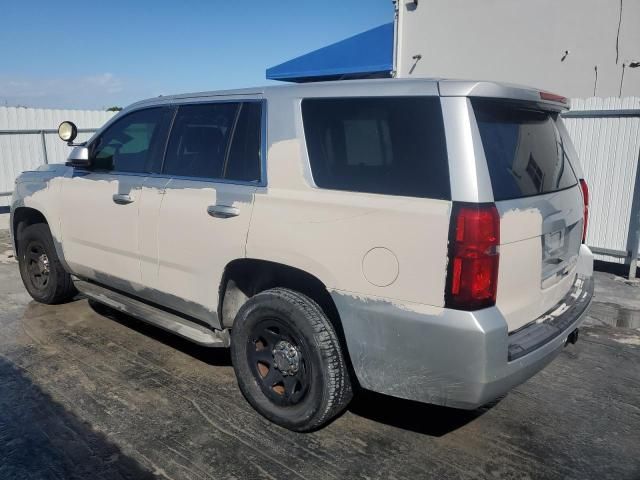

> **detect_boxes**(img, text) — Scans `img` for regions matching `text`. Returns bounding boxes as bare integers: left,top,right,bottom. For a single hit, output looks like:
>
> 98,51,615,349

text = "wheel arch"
12,206,70,274
219,258,342,330
12,207,49,247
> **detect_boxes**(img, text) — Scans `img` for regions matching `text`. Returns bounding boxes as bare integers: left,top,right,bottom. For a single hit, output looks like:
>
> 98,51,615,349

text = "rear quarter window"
301,97,450,199
472,99,578,201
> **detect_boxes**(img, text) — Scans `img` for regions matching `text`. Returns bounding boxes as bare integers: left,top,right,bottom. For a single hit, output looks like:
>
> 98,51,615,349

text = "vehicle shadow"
348,389,498,437
87,299,232,367
0,356,157,479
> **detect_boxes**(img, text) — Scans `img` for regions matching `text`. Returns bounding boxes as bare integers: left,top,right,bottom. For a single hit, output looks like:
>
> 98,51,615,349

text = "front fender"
11,171,70,272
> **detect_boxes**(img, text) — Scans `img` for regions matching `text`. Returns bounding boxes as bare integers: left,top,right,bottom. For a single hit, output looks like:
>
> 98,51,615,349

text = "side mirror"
58,121,78,144
66,145,90,168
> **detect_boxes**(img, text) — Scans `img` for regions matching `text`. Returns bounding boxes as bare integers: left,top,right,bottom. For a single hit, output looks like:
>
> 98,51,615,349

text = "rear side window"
472,99,578,201
302,97,450,199
162,101,262,182
163,103,237,179
224,102,262,182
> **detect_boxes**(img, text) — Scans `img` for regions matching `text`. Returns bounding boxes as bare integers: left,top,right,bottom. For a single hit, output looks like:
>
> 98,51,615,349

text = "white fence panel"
564,97,640,265
0,107,115,206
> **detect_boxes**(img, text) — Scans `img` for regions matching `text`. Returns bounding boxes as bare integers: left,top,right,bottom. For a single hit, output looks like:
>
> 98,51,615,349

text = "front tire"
17,223,77,304
230,288,352,432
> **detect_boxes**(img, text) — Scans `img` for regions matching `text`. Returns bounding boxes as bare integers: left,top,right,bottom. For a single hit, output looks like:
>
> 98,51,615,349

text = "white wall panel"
396,0,640,98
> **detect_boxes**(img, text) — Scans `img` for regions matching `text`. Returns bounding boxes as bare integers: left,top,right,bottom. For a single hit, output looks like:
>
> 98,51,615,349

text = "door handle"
112,193,134,205
207,204,240,218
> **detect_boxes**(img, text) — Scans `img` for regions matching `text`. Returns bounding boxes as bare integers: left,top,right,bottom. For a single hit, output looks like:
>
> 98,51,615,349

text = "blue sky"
0,1,393,110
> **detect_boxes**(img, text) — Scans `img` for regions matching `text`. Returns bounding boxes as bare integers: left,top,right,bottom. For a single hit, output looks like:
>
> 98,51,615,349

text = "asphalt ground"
0,229,638,480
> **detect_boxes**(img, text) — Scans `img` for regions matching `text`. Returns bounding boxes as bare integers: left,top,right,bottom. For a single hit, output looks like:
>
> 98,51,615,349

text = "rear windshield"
302,97,450,199
472,99,578,201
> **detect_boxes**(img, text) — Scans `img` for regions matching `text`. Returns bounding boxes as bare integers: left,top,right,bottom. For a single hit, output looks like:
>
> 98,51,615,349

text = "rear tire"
230,288,352,432
17,223,77,304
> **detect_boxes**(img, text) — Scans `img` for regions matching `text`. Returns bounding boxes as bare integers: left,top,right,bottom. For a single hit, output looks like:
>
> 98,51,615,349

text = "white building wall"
396,0,640,98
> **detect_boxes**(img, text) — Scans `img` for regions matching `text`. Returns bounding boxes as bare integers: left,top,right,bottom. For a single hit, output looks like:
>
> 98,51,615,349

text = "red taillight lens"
580,179,589,243
539,91,568,104
445,203,500,310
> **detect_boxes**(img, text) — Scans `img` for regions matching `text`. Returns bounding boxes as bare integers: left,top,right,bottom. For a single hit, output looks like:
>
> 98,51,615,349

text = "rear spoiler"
438,80,569,112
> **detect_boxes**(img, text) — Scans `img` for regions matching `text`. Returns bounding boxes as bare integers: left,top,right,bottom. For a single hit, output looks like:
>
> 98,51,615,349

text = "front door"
152,100,264,327
59,106,173,291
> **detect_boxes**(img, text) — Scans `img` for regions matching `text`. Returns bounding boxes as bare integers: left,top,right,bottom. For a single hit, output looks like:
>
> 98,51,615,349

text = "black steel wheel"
17,223,77,304
24,241,51,291
231,288,352,432
247,318,311,406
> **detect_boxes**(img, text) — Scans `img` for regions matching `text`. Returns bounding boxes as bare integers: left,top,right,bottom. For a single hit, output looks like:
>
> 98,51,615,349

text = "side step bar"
74,279,230,347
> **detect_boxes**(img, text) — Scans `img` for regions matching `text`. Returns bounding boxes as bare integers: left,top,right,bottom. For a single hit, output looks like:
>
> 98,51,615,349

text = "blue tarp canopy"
266,23,394,82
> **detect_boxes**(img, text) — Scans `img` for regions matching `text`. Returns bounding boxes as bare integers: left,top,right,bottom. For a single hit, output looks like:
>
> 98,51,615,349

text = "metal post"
39,130,48,164
625,146,640,279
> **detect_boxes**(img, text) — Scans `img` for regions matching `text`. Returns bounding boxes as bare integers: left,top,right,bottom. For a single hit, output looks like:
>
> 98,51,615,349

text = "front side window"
301,97,450,199
91,107,170,173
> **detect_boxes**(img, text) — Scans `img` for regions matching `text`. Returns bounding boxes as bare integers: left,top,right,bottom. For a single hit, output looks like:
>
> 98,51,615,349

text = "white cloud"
82,73,124,94
0,73,148,109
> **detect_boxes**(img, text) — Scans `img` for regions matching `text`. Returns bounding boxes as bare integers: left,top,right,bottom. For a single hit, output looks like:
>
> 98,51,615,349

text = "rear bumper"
331,273,593,409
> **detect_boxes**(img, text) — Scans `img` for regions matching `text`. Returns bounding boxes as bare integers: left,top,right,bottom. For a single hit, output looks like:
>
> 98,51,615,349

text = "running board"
74,279,230,347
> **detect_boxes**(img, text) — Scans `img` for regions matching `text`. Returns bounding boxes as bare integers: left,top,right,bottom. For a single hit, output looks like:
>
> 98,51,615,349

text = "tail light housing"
579,179,589,243
445,203,500,310
539,91,568,105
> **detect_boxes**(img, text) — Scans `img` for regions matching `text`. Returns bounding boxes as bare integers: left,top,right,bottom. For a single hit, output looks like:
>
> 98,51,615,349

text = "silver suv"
10,79,594,431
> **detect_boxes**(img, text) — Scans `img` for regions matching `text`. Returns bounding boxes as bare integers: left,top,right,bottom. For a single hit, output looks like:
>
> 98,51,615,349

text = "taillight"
445,203,500,310
539,91,568,105
580,179,589,243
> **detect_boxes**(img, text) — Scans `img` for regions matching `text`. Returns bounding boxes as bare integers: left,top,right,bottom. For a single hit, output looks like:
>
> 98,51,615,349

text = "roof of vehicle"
127,78,568,111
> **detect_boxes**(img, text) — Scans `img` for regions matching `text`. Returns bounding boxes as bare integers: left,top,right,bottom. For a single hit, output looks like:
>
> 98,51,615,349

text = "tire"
17,223,77,304
230,288,353,432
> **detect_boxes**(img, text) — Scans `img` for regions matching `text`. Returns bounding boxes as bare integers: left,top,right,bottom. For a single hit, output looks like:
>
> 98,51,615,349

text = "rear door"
248,95,452,308
152,100,263,328
471,99,585,331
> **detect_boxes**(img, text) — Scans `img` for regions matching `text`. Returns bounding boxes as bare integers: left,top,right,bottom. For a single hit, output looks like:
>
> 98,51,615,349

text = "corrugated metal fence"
563,97,640,277
0,107,115,206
